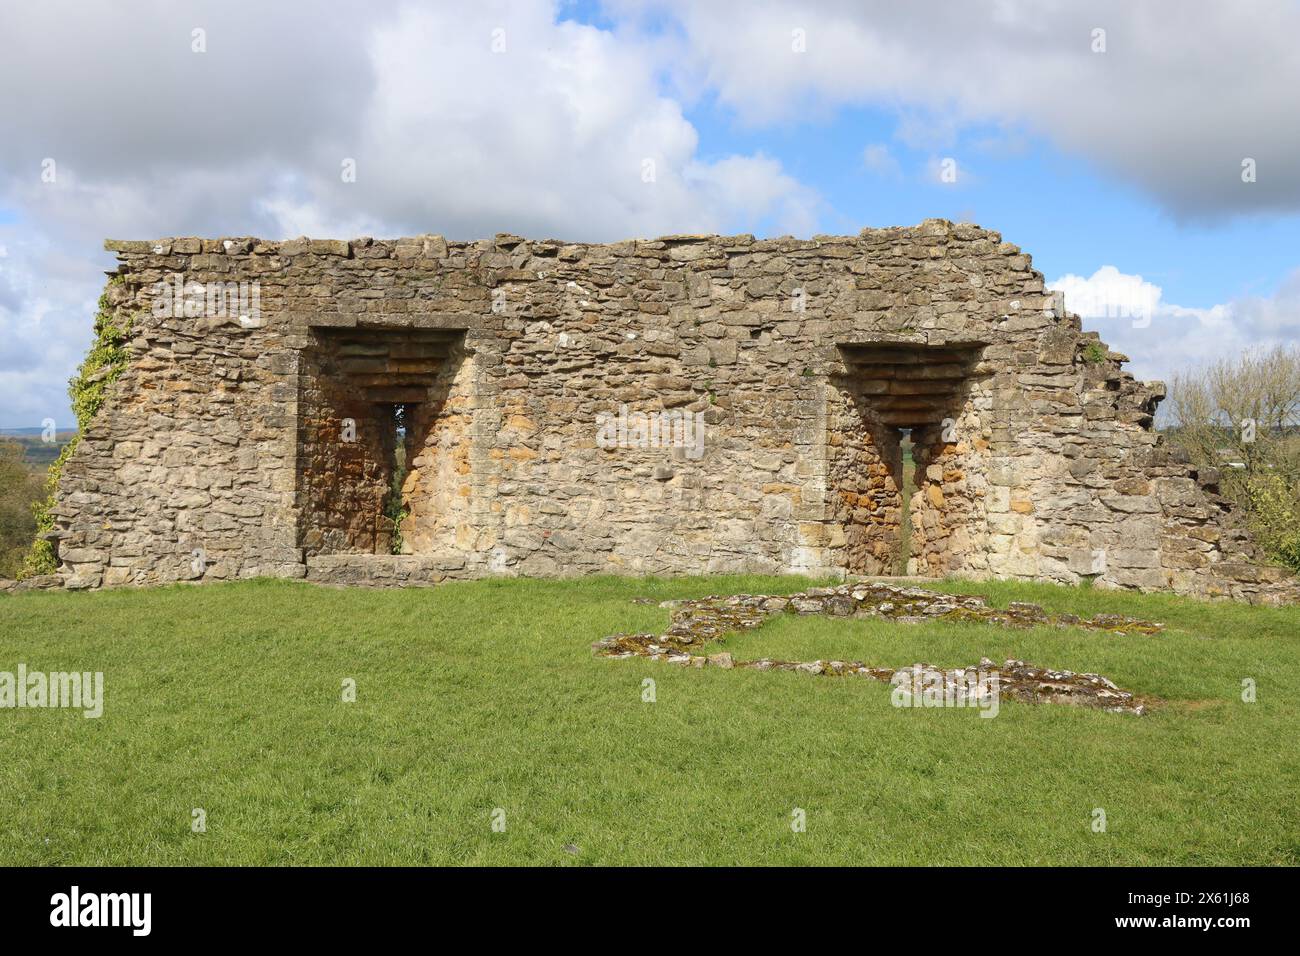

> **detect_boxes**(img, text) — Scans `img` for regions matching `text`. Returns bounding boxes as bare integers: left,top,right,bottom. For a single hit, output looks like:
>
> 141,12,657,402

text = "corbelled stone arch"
831,340,991,577
296,323,469,557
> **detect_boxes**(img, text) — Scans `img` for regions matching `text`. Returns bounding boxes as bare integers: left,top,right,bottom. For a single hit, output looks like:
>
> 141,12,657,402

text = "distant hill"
0,430,78,472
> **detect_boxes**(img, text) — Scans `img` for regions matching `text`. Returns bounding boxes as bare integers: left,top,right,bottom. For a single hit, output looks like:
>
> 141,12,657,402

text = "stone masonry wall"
826,379,903,574
401,349,475,558
297,337,396,556
40,222,1298,603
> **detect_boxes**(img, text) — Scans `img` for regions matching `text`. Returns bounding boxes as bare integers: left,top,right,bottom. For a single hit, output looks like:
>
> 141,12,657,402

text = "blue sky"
682,97,1298,307
3,0,1300,426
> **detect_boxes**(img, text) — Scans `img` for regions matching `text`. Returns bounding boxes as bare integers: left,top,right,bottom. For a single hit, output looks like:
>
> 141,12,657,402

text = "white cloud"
327,3,817,241
2,0,1298,428
0,1,818,244
0,0,819,426
862,144,900,178
0,230,101,427
641,0,1300,221
1049,266,1163,330
1049,265,1300,384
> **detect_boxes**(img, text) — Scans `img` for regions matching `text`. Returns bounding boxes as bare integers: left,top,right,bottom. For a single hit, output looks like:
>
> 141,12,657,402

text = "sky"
3,0,1300,428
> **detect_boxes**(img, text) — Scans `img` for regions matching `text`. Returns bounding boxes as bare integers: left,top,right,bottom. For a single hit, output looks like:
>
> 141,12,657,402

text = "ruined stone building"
45,221,1297,602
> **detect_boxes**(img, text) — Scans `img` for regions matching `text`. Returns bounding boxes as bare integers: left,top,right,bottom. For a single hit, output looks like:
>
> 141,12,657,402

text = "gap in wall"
297,325,466,558
382,403,410,555
895,427,915,575
836,340,988,578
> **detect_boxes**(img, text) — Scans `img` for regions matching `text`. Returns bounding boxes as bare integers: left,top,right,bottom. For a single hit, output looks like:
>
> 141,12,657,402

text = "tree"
1165,344,1300,570
0,442,45,578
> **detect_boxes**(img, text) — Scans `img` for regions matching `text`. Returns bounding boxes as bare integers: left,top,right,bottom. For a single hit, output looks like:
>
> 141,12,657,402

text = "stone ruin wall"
826,378,903,575
298,338,392,556
38,221,1298,603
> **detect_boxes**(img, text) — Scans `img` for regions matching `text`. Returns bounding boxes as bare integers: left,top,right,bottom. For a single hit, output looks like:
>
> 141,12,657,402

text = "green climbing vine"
19,278,134,578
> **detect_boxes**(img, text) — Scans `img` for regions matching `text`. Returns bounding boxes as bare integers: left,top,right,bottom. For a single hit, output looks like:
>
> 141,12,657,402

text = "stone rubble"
1,575,62,594
592,581,1159,714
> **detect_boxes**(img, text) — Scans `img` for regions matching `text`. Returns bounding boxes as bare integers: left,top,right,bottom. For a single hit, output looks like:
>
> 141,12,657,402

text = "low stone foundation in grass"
594,581,1162,714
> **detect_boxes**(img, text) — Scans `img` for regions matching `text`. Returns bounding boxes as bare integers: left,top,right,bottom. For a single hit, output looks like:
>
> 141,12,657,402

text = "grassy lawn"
1,574,1297,866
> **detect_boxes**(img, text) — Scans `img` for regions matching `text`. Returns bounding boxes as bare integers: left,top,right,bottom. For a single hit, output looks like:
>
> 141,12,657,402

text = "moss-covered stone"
593,581,1161,714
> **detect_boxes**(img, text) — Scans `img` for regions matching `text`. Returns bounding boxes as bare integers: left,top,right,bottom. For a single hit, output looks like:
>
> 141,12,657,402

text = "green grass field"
1,575,1297,865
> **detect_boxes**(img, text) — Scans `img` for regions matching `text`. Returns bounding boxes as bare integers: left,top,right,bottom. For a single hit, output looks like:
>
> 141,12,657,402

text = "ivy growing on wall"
20,278,134,578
